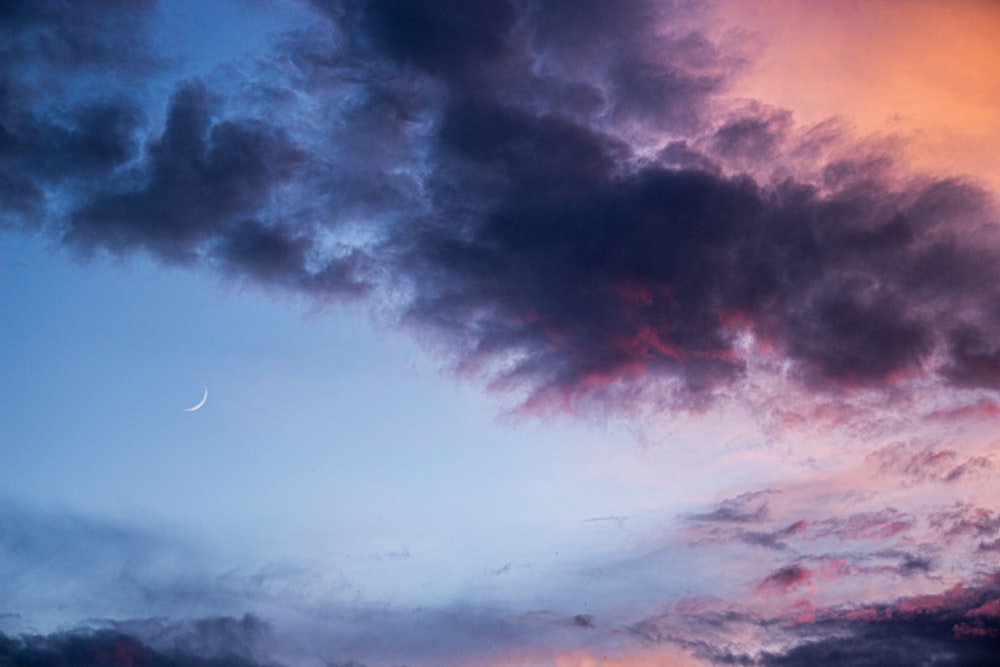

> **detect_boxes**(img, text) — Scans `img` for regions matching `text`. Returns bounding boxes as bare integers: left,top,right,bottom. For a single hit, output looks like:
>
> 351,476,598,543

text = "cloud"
929,504,1000,539
66,82,301,254
759,573,1000,667
357,0,518,82
929,399,1000,422
865,443,995,485
0,0,159,75
810,509,914,542
0,96,146,187
5,9,1000,667
2,506,644,667
2,490,996,667
756,565,812,595
978,539,1000,553
622,571,1000,667
0,0,159,227
583,515,628,529
728,520,807,551
6,0,1000,417
0,615,282,667
489,563,512,576
760,622,998,667
0,502,234,630
683,493,809,551
711,105,792,161
685,490,777,524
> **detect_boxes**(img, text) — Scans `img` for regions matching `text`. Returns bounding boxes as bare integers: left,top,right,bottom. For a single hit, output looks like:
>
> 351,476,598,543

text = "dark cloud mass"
360,0,517,79
4,0,1000,413
760,574,1000,667
0,0,158,75
0,616,281,667
67,83,303,256
625,571,1000,667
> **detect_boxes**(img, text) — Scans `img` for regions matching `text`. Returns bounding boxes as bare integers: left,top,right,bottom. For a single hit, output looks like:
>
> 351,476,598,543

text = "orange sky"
718,0,1000,194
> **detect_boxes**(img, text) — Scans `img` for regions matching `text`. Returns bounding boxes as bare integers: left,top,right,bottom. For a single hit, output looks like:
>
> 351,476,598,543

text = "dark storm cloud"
711,106,792,160
625,572,1000,667
0,0,158,74
358,0,517,82
6,0,1000,411
0,0,158,226
57,81,368,294
396,115,1000,409
758,574,1000,667
0,616,282,667
759,622,999,667
525,0,729,131
66,82,301,258
0,604,591,667
0,97,146,185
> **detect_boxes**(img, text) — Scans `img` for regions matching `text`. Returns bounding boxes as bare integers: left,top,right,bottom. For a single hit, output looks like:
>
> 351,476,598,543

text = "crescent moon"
184,388,208,412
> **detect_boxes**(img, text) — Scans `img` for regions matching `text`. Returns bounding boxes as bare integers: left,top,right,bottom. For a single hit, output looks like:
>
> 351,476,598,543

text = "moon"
184,388,208,412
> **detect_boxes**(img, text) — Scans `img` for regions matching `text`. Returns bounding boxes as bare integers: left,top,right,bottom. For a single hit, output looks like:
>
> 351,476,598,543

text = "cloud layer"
3,1,1000,665
4,0,999,416
0,616,279,667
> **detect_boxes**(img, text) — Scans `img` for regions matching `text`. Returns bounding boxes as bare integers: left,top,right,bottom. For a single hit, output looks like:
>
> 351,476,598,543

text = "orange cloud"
720,0,1000,194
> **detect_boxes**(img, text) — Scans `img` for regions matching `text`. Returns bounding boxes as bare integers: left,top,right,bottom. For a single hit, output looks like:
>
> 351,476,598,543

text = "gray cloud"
685,490,778,524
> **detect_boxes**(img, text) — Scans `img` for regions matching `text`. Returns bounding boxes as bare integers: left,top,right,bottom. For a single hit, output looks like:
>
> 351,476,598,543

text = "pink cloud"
952,622,1000,639
929,399,1000,421
895,583,982,616
811,509,913,541
967,598,1000,619
865,442,994,484
756,565,813,595
930,504,1000,538
841,607,893,623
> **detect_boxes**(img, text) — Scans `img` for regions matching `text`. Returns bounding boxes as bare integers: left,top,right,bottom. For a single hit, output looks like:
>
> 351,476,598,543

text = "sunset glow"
2,1,998,665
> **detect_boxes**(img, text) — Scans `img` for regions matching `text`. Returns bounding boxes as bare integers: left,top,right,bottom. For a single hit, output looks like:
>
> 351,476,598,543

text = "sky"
1,1,999,665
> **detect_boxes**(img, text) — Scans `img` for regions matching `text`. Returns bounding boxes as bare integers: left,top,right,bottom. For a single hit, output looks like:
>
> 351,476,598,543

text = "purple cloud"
5,0,1000,417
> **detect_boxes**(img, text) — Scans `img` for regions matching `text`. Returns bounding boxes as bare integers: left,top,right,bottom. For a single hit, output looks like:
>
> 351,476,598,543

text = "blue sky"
2,231,736,623
3,1,1000,666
